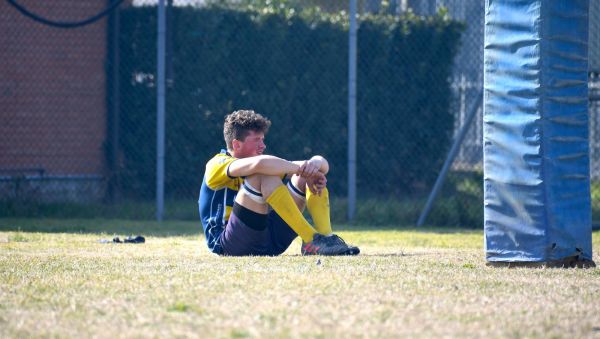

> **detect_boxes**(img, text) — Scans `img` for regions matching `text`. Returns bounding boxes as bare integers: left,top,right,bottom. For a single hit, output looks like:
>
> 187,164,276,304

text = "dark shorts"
220,203,298,256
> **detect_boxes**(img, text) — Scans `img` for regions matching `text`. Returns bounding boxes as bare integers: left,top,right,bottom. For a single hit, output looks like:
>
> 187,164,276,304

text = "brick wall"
0,1,108,177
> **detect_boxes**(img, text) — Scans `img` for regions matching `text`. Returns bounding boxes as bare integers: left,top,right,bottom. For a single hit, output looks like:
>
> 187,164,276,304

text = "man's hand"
306,172,327,196
296,159,321,179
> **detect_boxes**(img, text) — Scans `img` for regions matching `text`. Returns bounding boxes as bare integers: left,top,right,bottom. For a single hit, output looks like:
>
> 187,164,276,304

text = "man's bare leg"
288,175,307,211
238,174,317,243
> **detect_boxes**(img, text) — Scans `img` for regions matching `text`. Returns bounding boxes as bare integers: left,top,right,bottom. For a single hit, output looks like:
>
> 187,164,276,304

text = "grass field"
1,218,599,338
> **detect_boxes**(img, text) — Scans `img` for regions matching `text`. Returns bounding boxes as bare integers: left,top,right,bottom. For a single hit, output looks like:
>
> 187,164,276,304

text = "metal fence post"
156,0,166,221
348,0,358,221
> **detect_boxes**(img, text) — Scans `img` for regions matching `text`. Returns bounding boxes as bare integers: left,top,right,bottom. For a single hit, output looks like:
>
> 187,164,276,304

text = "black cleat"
302,233,359,256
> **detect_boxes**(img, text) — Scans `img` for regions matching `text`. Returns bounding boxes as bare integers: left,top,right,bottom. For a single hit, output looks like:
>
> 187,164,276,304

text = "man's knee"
244,173,283,199
290,175,307,194
243,174,263,189
245,173,280,187
239,175,268,205
313,155,329,175
319,156,329,169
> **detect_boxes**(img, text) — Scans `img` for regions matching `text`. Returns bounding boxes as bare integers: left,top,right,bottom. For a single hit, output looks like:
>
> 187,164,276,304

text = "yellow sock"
266,185,317,243
306,187,333,235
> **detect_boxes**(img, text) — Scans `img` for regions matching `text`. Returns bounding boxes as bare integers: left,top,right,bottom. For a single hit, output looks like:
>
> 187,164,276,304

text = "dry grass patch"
0,221,599,338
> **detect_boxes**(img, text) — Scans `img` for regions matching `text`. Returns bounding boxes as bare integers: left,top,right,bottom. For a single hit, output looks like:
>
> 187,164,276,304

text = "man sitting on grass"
199,109,359,256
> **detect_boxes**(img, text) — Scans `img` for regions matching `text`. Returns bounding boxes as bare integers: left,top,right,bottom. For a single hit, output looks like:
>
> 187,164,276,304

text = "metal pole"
348,0,357,221
166,0,174,88
156,0,166,221
416,90,483,227
109,0,120,202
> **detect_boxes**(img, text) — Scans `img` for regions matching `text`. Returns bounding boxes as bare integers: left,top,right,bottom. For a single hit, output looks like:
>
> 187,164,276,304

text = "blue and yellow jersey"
198,150,243,254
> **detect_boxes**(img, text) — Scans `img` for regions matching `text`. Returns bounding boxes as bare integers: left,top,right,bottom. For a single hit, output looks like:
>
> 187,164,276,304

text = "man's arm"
228,155,301,178
228,154,328,193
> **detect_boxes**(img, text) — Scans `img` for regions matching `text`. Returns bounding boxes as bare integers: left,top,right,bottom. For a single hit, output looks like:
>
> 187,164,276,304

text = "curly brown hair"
223,110,271,149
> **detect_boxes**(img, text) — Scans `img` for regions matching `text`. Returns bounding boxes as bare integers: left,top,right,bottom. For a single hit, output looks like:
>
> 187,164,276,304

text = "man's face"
233,130,266,158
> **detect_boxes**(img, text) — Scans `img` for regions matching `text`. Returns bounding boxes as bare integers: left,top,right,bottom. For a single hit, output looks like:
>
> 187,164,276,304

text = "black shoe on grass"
124,235,145,243
302,233,359,256
324,234,360,255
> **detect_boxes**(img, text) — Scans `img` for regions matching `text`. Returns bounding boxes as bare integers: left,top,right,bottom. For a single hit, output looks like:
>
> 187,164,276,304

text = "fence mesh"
1,0,599,226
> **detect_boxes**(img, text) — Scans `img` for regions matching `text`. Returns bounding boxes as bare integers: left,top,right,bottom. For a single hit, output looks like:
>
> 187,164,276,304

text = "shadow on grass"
283,252,424,257
0,218,202,237
341,223,483,234
343,252,428,257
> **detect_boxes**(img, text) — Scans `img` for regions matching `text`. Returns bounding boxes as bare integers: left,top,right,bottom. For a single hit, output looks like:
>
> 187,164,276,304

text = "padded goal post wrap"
483,0,592,262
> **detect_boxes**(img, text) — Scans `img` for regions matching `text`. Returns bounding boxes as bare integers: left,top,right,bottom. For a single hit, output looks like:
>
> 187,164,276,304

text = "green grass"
1,218,599,338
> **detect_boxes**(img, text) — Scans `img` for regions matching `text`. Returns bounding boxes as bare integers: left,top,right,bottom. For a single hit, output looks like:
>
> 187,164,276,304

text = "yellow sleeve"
205,154,239,190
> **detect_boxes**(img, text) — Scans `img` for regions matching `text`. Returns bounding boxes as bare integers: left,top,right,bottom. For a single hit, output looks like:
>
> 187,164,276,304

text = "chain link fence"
1,0,599,226
0,1,112,205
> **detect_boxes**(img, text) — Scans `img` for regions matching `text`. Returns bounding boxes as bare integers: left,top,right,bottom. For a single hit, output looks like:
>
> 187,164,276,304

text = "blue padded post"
484,0,592,263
